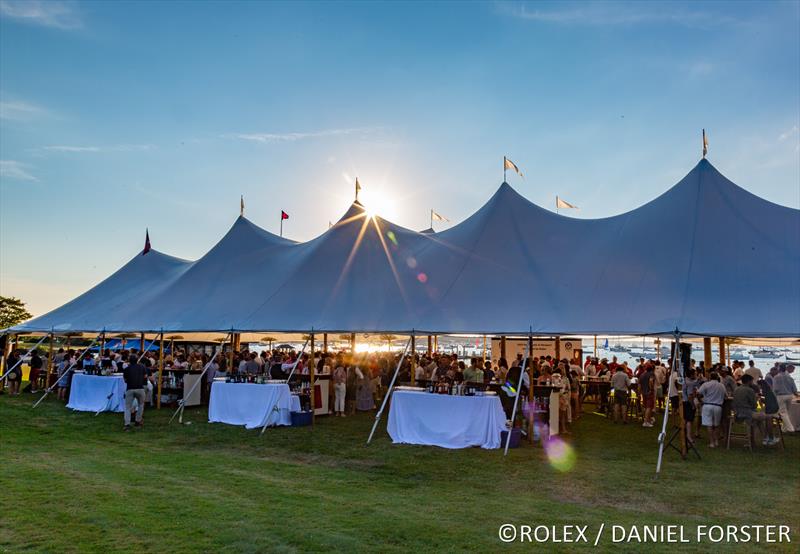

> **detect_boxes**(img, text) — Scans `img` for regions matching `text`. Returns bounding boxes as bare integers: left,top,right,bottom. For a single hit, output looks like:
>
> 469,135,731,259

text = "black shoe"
124,425,132,431
134,421,143,428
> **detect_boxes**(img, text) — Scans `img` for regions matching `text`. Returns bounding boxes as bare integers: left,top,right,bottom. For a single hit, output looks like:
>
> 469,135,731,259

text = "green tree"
0,296,32,329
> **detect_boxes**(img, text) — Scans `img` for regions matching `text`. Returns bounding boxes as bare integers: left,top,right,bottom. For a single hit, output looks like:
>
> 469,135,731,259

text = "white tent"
9,160,800,337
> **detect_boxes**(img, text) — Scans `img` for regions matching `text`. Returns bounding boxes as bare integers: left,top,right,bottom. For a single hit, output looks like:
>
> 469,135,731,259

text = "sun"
359,186,398,220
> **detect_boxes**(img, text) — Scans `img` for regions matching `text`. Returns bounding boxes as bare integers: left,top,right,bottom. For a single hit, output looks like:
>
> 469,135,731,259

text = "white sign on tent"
490,338,582,367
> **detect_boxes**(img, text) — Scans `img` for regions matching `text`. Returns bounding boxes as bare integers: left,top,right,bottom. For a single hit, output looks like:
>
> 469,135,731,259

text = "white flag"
556,196,578,209
431,210,449,222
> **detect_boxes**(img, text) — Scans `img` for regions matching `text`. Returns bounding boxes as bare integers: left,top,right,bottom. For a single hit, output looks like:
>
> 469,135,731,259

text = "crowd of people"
581,354,798,448
3,343,797,444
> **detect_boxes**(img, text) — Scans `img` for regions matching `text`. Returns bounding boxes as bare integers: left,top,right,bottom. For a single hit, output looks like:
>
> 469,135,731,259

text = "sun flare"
359,186,398,220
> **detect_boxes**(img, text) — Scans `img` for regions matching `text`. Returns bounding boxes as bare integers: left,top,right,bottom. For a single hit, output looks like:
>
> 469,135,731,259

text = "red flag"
142,229,151,255
281,210,289,220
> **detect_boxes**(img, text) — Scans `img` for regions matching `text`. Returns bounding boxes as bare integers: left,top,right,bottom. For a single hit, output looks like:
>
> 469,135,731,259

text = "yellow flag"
431,210,449,222
504,156,523,178
556,196,578,209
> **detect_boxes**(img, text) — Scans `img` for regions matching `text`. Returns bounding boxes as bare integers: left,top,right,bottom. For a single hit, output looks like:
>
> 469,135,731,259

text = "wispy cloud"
223,127,381,144
42,144,155,153
0,0,82,30
0,160,38,182
0,100,47,121
778,125,799,142
496,1,740,28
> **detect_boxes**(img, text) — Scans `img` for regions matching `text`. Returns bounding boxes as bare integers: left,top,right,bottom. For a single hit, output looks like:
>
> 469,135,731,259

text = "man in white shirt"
696,372,727,448
745,360,763,381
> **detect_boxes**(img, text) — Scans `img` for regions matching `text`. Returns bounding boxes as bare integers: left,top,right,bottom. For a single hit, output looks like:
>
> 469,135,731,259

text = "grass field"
1,392,797,553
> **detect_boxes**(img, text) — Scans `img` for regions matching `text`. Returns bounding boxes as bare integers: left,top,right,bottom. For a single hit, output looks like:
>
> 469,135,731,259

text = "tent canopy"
9,160,800,337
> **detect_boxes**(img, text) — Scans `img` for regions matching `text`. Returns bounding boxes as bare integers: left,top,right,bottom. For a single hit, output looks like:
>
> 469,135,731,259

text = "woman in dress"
355,365,375,411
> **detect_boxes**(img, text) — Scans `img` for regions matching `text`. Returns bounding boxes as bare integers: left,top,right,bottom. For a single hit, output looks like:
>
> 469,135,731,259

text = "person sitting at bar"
732,374,771,442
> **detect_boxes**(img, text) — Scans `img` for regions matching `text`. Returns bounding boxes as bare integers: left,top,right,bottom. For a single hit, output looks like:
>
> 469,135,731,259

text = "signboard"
490,338,582,367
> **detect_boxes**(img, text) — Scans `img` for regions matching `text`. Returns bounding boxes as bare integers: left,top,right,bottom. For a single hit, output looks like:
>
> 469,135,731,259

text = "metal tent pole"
655,330,681,476
367,334,413,445
260,339,309,435
504,330,532,456
170,332,231,424
0,334,49,383
33,336,100,408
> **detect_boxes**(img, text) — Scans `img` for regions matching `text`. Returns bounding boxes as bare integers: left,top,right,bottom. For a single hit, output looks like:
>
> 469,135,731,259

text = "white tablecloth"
208,382,300,429
387,391,507,449
67,374,126,413
788,400,800,430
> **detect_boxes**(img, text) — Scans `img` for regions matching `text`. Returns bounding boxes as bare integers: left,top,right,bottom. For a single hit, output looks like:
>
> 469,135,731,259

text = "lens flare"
544,437,576,473
417,272,428,283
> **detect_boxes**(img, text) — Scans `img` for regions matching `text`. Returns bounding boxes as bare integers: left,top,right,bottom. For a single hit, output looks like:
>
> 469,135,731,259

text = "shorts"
6,369,21,383
643,393,655,410
683,401,696,422
614,391,628,405
701,404,722,427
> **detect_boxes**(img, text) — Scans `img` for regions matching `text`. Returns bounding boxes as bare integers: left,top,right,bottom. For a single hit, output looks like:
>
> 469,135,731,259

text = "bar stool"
627,391,642,421
726,413,753,452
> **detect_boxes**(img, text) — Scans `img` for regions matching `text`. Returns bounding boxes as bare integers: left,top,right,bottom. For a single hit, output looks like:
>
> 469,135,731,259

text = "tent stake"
367,334,412,445
32,335,100,408
170,332,231,424
504,331,532,456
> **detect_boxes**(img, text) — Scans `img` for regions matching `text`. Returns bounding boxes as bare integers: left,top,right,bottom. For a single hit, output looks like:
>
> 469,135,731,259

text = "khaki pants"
125,388,146,425
776,395,795,432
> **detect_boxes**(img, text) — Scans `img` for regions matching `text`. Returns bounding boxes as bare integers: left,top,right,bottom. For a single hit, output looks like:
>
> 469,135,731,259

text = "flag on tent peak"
281,210,289,220
431,210,449,222
504,156,523,178
556,196,578,210
142,229,151,255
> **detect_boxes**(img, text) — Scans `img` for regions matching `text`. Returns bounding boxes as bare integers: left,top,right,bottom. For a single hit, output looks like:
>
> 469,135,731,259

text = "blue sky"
1,0,798,316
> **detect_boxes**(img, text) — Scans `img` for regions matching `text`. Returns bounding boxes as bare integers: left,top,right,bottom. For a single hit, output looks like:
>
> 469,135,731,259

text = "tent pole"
410,332,416,385
323,333,328,354
655,330,682,476
1,334,49,383
367,335,412,445
33,335,100,408
310,331,316,426
718,336,726,366
504,330,532,456
482,335,487,364
44,331,54,390
260,339,308,435
500,336,507,360
95,334,160,416
157,332,164,409
170,332,231,424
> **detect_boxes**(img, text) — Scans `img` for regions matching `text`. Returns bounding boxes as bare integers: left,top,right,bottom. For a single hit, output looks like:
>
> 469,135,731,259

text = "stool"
627,393,642,421
770,416,785,450
726,415,753,452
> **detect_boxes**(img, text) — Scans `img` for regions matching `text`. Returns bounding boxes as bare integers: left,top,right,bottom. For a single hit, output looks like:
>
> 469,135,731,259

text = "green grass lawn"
1,392,797,553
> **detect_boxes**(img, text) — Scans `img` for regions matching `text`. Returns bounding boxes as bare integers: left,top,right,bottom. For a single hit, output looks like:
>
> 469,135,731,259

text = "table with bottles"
387,384,507,449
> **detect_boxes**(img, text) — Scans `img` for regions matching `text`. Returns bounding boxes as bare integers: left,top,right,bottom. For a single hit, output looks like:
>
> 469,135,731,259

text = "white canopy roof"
10,160,800,337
